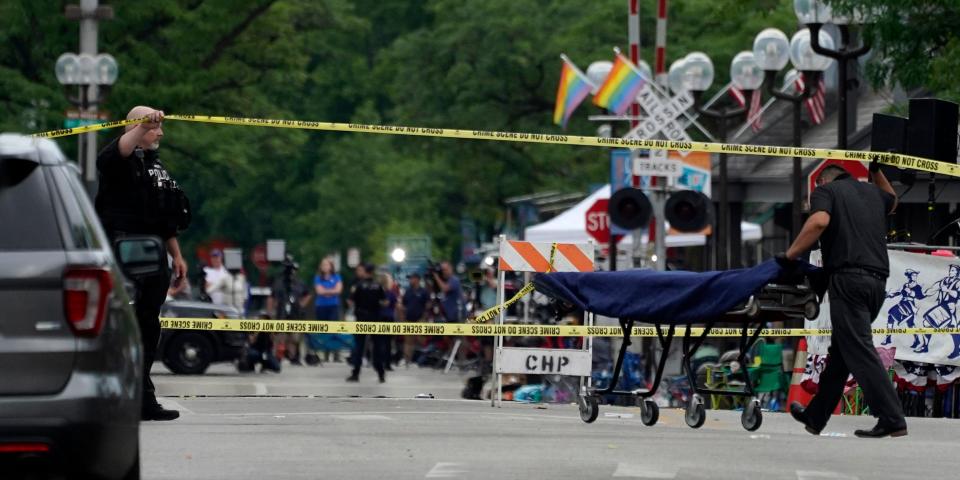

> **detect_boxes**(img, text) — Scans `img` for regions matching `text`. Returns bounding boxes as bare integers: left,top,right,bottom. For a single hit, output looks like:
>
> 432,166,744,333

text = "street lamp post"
795,0,870,149
586,61,620,271
679,52,750,270
754,27,833,237
57,0,116,194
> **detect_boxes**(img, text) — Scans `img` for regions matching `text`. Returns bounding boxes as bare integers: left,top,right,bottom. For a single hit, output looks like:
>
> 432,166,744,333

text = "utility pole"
65,0,114,194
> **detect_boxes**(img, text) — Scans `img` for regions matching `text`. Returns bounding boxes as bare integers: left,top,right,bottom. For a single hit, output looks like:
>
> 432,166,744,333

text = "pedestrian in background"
401,273,429,366
267,260,312,365
477,267,498,367
378,273,400,367
239,314,281,373
206,254,248,310
310,258,346,363
347,263,388,383
432,261,463,323
203,249,230,305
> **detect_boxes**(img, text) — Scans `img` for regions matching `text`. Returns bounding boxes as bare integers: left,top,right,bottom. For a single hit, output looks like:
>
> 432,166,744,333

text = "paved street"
146,362,960,480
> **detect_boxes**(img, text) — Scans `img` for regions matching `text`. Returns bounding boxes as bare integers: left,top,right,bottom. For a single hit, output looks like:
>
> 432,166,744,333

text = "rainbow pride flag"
593,54,645,115
553,56,593,129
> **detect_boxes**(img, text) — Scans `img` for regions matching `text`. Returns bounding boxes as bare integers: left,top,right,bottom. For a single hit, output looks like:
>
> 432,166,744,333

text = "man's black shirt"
95,137,177,239
402,286,429,321
350,278,385,321
810,175,895,277
272,276,308,320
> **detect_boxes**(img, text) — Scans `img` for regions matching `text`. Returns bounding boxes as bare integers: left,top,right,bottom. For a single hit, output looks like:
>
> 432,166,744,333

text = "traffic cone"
787,338,813,408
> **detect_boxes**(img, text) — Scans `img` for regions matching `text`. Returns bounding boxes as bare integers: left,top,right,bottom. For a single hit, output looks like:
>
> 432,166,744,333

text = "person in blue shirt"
432,261,463,323
308,258,345,363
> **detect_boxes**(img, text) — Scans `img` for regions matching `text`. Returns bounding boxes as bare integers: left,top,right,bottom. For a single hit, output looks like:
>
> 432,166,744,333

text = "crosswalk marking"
426,462,467,478
612,462,677,478
330,414,392,421
797,471,859,480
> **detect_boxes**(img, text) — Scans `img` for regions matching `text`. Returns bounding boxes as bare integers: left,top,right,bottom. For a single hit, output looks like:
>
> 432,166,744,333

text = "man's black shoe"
789,402,821,435
142,404,180,421
346,374,359,382
854,423,907,438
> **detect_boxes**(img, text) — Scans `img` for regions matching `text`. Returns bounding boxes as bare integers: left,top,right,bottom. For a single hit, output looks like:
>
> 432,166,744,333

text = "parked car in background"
0,133,163,479
159,300,246,374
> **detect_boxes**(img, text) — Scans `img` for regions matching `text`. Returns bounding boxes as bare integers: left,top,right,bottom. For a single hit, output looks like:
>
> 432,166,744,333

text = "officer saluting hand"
781,158,907,438
96,106,191,421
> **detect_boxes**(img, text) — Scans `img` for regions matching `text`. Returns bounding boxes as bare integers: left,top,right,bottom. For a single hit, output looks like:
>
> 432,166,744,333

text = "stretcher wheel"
803,300,820,320
741,398,763,431
579,395,599,423
684,395,706,429
640,399,659,426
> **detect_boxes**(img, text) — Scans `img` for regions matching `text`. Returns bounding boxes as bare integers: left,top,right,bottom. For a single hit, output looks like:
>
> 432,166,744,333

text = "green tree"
0,0,817,277
829,0,960,102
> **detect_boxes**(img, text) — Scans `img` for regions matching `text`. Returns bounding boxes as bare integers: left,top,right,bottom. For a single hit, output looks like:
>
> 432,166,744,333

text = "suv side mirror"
114,236,165,279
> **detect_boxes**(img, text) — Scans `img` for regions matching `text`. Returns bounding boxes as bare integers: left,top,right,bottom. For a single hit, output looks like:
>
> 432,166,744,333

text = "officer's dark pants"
137,268,170,408
351,333,388,379
110,232,170,410
805,272,907,430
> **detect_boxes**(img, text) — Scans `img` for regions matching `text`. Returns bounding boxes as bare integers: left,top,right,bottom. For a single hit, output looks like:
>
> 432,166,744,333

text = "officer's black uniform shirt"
810,175,895,277
350,278,385,321
95,137,177,239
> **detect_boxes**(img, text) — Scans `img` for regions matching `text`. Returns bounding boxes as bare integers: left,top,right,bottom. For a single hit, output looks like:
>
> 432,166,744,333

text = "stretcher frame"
573,283,819,431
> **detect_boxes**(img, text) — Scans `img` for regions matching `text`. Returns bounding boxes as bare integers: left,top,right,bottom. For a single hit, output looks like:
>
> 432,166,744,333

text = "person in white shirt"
204,250,230,305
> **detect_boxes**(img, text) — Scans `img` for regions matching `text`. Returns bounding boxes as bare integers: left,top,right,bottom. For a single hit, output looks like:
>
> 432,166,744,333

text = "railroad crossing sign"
623,84,694,162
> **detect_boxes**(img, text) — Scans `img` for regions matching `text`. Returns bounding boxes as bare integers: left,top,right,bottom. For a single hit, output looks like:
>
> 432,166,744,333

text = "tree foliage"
829,0,960,102
2,0,803,277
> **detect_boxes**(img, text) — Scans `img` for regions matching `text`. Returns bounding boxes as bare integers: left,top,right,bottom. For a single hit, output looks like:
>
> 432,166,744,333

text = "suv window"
0,159,62,250
49,166,100,250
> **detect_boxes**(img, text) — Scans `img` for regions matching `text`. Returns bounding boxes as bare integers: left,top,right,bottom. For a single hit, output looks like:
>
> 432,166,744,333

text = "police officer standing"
96,106,190,421
347,263,388,383
781,160,907,438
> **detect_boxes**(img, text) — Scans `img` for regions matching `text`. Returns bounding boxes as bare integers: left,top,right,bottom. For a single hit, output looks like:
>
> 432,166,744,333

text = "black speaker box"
871,113,912,185
907,98,959,164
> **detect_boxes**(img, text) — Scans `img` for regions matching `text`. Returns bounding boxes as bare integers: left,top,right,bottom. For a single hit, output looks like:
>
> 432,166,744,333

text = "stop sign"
585,199,623,244
807,159,869,203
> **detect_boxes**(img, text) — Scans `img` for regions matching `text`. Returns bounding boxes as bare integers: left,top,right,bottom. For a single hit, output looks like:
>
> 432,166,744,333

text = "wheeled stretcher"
532,260,822,431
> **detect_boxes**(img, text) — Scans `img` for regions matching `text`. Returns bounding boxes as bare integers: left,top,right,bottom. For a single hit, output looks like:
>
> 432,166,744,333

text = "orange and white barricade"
493,236,596,407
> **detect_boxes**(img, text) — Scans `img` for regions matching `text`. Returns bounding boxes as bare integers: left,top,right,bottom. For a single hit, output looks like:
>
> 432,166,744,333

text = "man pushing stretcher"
781,158,908,438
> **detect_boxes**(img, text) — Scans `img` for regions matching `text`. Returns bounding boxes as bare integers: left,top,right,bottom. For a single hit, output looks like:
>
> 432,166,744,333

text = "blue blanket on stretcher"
533,259,821,324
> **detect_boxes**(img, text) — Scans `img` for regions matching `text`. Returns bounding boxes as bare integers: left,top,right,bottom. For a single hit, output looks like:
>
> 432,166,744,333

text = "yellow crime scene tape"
36,118,960,339
468,242,557,324
31,114,960,179
158,318,960,338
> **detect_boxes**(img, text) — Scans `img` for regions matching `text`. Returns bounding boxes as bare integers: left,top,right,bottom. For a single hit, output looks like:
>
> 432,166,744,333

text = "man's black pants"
805,272,906,430
351,333,389,379
136,269,170,407
110,232,169,409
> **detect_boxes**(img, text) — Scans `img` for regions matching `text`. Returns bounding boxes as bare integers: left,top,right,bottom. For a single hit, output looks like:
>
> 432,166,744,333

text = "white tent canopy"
524,184,761,247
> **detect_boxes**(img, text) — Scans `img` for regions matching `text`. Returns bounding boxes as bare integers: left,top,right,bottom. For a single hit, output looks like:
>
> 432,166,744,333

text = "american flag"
795,72,826,125
729,86,763,133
